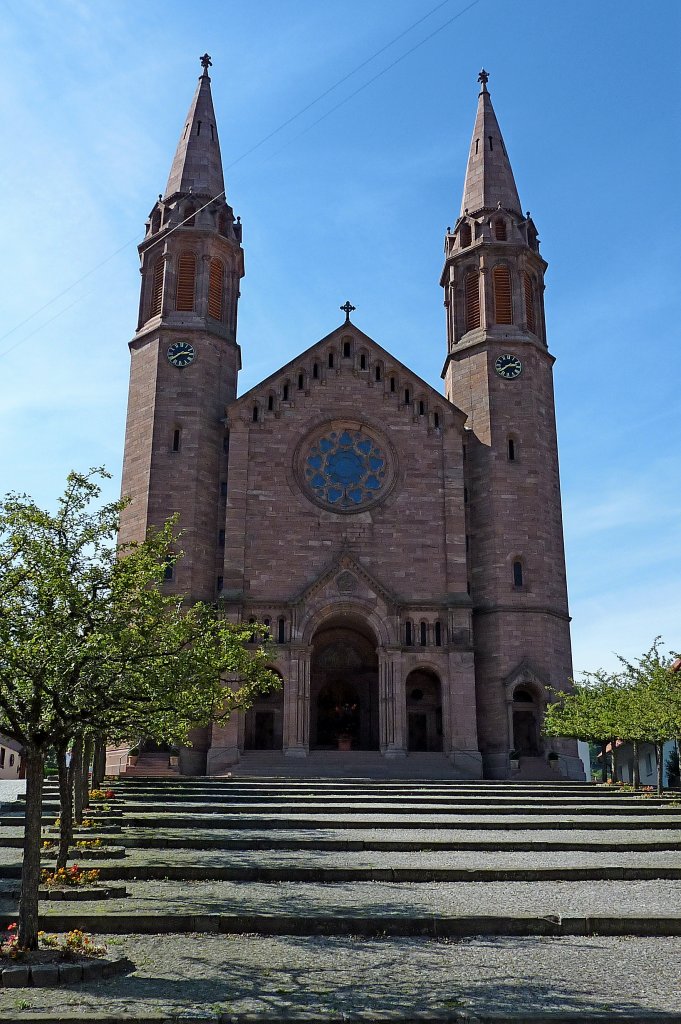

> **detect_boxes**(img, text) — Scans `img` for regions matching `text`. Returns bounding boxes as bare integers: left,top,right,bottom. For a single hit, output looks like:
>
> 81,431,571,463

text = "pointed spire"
164,54,225,200
459,70,522,217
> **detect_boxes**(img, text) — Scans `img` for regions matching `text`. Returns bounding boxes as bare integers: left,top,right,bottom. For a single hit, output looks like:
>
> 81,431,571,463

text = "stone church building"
118,58,584,780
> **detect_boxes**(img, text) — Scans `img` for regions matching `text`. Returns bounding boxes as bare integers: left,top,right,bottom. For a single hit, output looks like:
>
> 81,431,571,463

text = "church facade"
118,58,584,781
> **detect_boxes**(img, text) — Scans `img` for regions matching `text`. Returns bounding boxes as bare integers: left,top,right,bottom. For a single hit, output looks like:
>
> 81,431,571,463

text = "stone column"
379,648,406,758
446,649,483,778
284,645,311,757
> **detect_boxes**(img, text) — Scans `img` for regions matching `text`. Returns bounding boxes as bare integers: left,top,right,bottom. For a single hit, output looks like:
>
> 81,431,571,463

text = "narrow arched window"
267,395,274,412
263,617,271,630
464,271,480,331
435,621,442,647
150,210,161,234
494,218,507,241
343,340,351,358
513,560,524,587
208,258,224,320
418,400,425,416
508,437,516,461
328,352,334,369
375,364,382,382
176,253,196,311
150,259,164,318
360,353,367,370
297,372,304,391
390,376,396,393
283,383,289,401
277,617,286,643
459,223,471,248
312,362,319,379
493,265,513,324
524,272,536,333
172,428,181,452
252,405,259,423
405,621,413,646
433,412,440,429
404,388,411,406
420,621,427,646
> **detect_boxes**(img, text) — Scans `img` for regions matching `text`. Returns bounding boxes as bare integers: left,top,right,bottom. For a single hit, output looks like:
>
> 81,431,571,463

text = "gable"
228,321,467,431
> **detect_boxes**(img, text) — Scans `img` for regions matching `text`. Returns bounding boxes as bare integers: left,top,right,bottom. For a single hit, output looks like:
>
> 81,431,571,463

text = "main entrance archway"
310,618,379,750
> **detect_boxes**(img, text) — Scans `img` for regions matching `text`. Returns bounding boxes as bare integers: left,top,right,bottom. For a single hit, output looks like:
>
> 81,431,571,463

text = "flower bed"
0,924,133,987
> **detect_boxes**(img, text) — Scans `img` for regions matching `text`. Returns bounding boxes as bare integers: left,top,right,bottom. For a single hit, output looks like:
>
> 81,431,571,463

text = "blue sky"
0,0,679,673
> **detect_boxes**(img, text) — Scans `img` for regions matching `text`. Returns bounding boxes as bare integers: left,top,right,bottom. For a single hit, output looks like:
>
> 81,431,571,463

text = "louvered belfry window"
493,265,513,324
176,253,196,312
494,218,507,241
208,258,224,320
464,271,480,332
524,272,536,333
150,259,164,318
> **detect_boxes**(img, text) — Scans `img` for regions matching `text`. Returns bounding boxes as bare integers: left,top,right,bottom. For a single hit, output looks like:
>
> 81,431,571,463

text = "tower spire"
164,54,225,200
459,70,521,216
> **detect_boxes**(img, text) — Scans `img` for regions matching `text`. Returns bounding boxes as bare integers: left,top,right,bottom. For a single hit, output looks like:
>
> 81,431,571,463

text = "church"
118,57,584,781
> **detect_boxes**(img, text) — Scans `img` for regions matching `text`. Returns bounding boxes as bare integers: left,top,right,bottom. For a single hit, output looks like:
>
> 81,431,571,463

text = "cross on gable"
340,301,356,322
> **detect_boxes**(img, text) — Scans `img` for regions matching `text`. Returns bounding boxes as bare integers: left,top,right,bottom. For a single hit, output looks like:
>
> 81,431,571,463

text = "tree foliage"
0,469,278,948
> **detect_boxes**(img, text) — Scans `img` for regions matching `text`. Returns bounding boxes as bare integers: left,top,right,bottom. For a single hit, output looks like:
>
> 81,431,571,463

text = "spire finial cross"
200,53,212,75
478,68,489,91
340,300,356,322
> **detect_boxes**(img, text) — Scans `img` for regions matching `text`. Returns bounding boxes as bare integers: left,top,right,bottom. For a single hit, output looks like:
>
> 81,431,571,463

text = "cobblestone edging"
38,884,128,901
6,911,681,937
1,955,134,988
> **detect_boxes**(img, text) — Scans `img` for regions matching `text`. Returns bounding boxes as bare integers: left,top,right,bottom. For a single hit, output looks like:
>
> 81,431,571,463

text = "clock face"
167,341,195,368
494,353,522,380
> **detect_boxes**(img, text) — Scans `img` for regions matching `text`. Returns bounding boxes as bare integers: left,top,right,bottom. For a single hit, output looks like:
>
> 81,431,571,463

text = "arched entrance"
512,686,541,755
244,671,284,750
310,618,379,750
406,669,443,751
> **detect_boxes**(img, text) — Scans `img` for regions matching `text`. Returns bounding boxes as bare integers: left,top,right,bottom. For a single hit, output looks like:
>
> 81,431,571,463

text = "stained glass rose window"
303,428,390,510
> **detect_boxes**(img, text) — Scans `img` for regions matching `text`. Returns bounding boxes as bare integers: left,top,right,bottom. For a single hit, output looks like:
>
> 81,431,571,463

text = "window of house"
513,560,524,587
0,749,5,769
9,754,14,767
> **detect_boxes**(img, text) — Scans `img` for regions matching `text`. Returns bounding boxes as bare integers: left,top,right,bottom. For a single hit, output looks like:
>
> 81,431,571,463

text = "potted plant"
509,749,520,771
127,745,139,766
169,746,180,768
548,751,561,772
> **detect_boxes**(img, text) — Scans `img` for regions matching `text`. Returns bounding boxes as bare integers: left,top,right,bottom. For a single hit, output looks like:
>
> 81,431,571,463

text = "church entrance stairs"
1,778,681,1018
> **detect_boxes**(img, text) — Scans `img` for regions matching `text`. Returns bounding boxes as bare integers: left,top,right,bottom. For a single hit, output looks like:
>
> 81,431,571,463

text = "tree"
544,640,681,793
0,469,278,949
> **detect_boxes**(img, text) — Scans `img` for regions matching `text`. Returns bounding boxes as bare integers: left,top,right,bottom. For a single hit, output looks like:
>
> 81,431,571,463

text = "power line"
0,0,483,358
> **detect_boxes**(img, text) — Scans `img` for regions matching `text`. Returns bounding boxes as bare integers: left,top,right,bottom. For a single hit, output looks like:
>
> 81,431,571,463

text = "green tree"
0,470,278,949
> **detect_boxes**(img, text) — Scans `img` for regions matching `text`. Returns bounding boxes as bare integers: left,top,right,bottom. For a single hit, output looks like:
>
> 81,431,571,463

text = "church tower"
441,71,583,779
119,55,244,603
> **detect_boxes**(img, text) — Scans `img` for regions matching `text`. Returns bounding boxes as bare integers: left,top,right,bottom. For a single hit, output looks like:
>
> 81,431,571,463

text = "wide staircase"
1,776,681,1019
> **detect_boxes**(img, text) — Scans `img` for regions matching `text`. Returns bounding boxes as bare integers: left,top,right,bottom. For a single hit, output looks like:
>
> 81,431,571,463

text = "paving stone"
2,964,30,986
30,963,60,986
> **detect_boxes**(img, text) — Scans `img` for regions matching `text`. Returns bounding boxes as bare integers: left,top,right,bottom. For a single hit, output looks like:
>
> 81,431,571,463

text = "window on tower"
150,259,164,318
459,222,471,248
208,258,224,320
508,437,516,461
523,272,536,333
494,218,507,241
172,428,181,452
184,204,196,227
493,265,513,324
464,271,480,331
176,253,196,311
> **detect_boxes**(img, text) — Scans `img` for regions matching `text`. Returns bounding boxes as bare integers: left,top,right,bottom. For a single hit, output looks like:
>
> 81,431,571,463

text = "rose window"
303,429,388,510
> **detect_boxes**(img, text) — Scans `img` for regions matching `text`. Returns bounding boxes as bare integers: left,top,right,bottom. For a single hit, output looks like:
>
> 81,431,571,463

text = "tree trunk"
18,746,44,950
611,740,619,783
92,734,106,789
72,734,84,825
80,733,94,813
632,741,640,789
56,743,74,871
656,742,664,795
